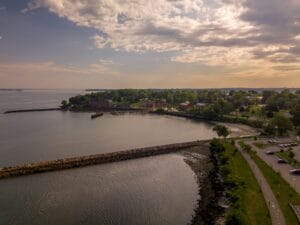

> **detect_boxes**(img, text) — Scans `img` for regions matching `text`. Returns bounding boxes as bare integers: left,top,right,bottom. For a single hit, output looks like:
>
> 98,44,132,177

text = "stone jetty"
0,140,210,179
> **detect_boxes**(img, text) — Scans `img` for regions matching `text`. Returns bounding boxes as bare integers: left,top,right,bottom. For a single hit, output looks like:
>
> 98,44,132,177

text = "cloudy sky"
0,0,300,89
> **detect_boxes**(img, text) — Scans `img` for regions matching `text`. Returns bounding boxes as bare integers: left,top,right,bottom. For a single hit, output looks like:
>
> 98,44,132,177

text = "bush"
220,166,231,177
231,139,235,145
225,211,244,225
288,150,295,159
220,155,229,164
210,138,225,153
226,191,240,205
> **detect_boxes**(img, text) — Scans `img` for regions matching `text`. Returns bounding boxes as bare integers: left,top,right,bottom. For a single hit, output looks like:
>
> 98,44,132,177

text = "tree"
213,125,230,138
210,138,225,153
202,105,219,119
270,113,293,136
262,90,276,103
291,100,300,127
61,100,68,110
212,99,234,116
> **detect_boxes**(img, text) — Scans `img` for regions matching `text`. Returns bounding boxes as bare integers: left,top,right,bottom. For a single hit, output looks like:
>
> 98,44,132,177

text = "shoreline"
3,108,260,137
182,144,226,225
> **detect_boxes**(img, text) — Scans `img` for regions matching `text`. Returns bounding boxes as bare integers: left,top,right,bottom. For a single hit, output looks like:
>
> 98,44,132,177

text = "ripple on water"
0,154,200,225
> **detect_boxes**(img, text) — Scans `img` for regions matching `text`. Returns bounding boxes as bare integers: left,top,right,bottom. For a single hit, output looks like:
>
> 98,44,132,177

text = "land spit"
0,140,211,179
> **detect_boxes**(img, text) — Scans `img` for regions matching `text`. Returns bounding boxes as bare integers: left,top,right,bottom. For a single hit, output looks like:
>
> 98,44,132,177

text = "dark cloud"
272,65,300,71
237,0,300,62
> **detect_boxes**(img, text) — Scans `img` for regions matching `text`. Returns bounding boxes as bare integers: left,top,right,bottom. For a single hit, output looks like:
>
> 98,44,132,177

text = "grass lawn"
276,151,300,169
219,141,271,225
253,141,267,149
239,142,300,225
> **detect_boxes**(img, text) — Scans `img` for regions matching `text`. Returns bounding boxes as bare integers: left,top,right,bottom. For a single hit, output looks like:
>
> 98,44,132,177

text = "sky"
0,0,300,89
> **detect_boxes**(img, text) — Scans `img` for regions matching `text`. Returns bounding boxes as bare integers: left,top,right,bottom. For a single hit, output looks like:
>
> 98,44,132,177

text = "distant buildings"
143,99,167,109
195,102,206,108
89,99,113,109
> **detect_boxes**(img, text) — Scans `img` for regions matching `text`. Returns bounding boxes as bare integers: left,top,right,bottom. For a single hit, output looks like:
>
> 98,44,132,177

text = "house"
179,101,192,111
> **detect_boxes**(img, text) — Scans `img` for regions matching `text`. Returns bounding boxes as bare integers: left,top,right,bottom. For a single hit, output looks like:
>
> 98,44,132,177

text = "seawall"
0,140,211,179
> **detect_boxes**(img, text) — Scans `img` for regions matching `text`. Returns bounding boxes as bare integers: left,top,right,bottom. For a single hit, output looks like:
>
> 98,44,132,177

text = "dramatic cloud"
23,0,300,68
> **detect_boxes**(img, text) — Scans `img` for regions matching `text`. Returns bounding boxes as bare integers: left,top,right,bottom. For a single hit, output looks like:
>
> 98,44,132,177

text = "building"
195,102,206,108
179,101,192,111
144,99,167,109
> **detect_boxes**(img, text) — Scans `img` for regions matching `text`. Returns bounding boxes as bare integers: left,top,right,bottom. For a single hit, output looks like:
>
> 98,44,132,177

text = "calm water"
0,90,216,225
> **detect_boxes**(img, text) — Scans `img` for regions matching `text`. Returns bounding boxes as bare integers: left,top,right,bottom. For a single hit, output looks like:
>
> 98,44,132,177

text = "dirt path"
237,142,286,225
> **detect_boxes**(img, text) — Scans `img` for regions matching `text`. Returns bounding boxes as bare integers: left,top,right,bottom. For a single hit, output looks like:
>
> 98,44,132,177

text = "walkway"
237,142,286,225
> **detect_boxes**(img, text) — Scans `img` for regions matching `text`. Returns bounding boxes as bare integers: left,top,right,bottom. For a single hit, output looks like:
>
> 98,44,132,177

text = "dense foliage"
213,125,230,138
64,88,300,136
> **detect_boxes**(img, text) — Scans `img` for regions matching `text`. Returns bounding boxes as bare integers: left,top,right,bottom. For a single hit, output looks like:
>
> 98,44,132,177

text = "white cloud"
23,0,300,68
23,0,250,51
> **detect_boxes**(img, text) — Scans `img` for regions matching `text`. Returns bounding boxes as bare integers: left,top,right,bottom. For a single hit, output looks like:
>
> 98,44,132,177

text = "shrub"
225,211,244,225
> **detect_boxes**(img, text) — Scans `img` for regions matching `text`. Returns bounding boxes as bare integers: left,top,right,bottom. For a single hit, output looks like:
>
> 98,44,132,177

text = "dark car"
265,151,275,155
289,169,300,175
277,158,288,164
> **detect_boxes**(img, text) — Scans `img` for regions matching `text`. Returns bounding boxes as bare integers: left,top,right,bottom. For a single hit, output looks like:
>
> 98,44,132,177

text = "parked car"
268,139,277,144
277,158,288,164
280,142,298,148
289,169,300,175
265,151,275,155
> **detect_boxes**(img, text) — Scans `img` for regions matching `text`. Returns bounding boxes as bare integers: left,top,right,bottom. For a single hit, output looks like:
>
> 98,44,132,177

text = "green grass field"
219,141,271,225
253,141,267,149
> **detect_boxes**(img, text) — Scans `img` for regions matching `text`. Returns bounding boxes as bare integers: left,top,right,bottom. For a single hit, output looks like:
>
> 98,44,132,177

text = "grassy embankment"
239,141,300,225
211,139,271,225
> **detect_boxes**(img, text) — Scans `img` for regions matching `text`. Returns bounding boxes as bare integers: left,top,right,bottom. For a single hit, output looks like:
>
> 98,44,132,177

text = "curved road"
237,142,286,225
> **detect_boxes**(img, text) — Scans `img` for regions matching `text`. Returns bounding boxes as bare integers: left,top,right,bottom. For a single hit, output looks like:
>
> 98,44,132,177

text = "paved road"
237,142,286,225
247,140,300,193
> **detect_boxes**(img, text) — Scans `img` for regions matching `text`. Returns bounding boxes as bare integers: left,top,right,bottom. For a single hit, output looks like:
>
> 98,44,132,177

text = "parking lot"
246,138,300,193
